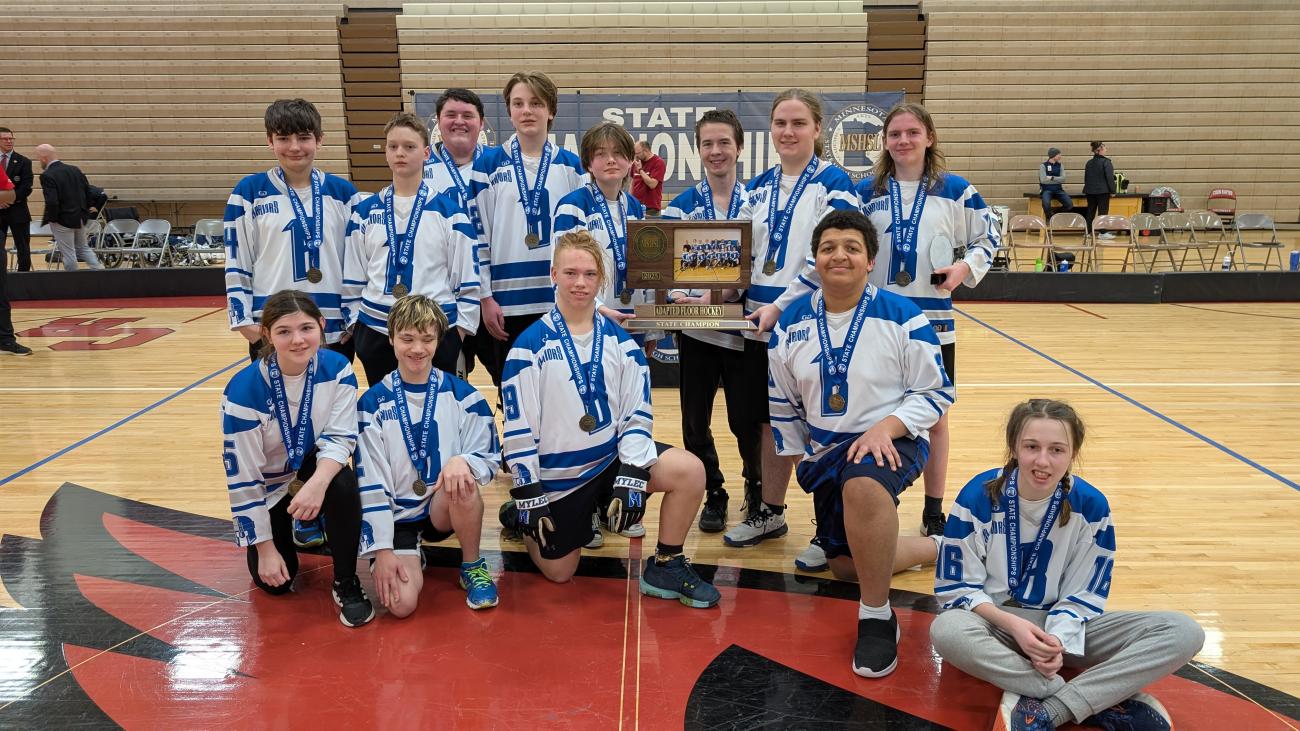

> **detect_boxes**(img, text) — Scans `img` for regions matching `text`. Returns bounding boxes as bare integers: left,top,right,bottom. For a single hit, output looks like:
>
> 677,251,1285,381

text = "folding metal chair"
1188,211,1230,269
99,218,139,269
1005,215,1048,271
1232,213,1283,271
1047,212,1093,271
1091,215,1136,272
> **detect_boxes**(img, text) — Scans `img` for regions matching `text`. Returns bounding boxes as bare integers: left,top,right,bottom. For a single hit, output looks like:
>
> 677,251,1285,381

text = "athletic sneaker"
331,575,375,628
0,340,32,356
619,521,646,538
640,555,720,608
1097,232,1117,240
698,491,728,533
794,541,828,571
458,557,499,610
293,518,326,549
498,501,522,541
723,504,787,547
585,512,605,549
992,691,1055,731
852,611,900,678
1082,693,1172,731
597,512,646,539
920,511,946,538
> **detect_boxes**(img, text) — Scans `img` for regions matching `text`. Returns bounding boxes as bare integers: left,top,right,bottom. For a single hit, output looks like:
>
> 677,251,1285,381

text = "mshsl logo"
826,103,889,182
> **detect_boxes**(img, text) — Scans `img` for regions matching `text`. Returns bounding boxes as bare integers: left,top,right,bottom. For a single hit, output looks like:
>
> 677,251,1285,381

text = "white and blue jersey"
662,181,746,352
355,370,500,555
766,286,953,473
500,311,657,499
738,159,858,338
224,168,363,343
857,174,999,346
936,469,1116,655
551,185,649,316
423,143,484,237
220,349,359,547
343,186,481,336
469,137,586,317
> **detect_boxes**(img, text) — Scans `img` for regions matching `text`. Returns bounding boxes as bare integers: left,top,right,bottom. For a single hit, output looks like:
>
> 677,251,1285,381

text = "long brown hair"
256,289,325,361
869,102,948,197
771,88,825,159
983,399,1086,527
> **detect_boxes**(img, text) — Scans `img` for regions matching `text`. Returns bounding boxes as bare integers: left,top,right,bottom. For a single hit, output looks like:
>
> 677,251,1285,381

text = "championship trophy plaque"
624,220,756,331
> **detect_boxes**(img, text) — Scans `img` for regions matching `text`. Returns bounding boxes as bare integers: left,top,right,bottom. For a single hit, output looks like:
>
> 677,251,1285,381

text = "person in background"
631,140,666,216
1083,142,1115,238
1038,147,1071,222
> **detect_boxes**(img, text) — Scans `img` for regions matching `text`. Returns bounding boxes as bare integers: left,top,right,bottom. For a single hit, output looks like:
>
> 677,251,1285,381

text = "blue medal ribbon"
699,177,743,220
888,176,928,287
384,183,430,295
590,184,628,299
278,168,324,279
1004,468,1065,603
814,285,873,413
267,354,316,472
763,156,819,274
510,137,553,241
390,369,440,484
551,307,604,420
437,143,483,236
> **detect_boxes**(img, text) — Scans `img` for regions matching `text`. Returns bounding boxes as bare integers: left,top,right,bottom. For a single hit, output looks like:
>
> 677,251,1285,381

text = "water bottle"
1222,254,1232,271
1034,257,1045,272
1290,250,1299,271
1058,259,1070,272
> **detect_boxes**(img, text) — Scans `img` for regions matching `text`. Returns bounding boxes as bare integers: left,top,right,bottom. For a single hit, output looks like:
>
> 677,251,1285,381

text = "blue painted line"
956,308,1300,492
0,359,246,489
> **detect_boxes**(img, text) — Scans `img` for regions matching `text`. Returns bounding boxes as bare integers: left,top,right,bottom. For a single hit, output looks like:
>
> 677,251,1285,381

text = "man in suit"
0,164,32,355
35,144,102,271
0,128,34,272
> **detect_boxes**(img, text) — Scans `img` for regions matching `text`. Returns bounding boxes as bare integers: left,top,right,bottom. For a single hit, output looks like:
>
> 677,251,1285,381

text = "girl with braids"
930,399,1203,731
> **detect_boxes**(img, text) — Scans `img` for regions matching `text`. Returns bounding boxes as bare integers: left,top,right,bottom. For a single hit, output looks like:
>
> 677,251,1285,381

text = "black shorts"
391,516,454,556
940,342,956,385
537,441,672,560
797,436,930,560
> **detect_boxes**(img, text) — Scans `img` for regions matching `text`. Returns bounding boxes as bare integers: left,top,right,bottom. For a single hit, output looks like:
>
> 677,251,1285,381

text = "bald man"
36,144,102,271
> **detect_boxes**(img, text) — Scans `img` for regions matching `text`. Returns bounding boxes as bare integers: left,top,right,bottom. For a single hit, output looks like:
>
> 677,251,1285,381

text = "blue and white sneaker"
640,556,720,608
1082,693,1172,731
293,518,326,549
458,557,499,610
993,691,1055,731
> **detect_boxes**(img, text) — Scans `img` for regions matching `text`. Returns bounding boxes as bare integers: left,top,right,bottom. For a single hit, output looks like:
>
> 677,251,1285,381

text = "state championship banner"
413,91,905,201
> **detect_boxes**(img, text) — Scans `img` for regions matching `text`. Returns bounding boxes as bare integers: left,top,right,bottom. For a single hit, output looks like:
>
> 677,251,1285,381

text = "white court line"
3,383,1300,393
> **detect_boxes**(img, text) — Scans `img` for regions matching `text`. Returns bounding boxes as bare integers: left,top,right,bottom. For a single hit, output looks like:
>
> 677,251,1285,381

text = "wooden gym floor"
0,297,1297,729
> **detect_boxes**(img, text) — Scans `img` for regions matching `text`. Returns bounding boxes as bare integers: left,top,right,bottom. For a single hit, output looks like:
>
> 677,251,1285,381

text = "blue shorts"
796,435,929,560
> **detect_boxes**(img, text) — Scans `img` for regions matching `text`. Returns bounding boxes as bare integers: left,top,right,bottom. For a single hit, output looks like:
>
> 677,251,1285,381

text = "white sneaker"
1097,232,1117,240
723,505,788,547
585,513,604,549
794,541,828,571
620,522,646,538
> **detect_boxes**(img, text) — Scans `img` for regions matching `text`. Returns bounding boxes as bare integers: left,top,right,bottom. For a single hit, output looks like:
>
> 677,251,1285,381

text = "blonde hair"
384,111,428,142
386,294,449,341
983,399,1086,527
771,88,825,158
504,71,559,131
553,231,608,289
869,102,948,197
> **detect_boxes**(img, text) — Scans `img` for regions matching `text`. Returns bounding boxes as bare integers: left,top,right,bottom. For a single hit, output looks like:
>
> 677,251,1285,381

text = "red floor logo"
18,317,173,351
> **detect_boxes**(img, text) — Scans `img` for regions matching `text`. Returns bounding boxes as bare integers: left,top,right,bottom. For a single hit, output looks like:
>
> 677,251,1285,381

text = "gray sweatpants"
49,222,103,271
930,607,1204,722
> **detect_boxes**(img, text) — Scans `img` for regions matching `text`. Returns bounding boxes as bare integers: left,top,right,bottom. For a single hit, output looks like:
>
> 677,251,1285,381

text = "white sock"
858,600,891,621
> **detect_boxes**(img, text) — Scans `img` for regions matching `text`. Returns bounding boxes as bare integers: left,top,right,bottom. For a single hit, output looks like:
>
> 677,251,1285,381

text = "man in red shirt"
0,164,32,355
631,140,666,216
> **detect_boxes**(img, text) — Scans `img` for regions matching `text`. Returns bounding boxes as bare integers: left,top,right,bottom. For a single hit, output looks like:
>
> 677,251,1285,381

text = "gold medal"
619,290,632,304
579,413,597,432
763,261,777,276
1002,598,1022,608
288,478,305,496
306,267,323,284
525,233,540,248
413,478,427,497
829,393,846,411
393,282,409,298
896,270,912,286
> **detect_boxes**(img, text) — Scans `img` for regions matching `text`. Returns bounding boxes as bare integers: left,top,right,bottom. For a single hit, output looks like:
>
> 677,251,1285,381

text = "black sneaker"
0,341,32,356
852,611,900,678
331,575,375,628
920,511,946,537
698,491,728,533
498,501,521,541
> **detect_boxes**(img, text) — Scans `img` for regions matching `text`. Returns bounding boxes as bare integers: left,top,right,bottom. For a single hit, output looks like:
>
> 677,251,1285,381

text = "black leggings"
245,448,363,594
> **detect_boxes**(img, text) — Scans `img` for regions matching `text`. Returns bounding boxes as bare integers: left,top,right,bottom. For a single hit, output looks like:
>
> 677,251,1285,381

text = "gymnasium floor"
0,297,1297,729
